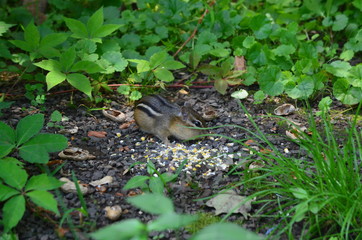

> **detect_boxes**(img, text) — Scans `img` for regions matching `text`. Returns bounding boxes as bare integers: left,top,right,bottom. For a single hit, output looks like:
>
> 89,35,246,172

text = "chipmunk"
134,95,206,145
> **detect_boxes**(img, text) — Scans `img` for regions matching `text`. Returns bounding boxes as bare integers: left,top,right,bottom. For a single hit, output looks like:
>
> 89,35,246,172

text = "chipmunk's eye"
193,120,203,127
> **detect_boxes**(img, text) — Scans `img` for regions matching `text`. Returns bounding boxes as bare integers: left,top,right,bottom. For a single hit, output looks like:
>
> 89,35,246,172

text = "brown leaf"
234,56,246,71
88,131,107,138
119,122,132,129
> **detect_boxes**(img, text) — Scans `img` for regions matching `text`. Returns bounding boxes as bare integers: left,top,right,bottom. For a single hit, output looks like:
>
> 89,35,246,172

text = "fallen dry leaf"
274,104,296,116
88,131,107,138
206,189,252,218
234,56,246,71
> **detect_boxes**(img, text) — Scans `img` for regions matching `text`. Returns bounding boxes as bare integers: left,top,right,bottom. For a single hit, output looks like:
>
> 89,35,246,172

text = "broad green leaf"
332,14,348,31
128,59,150,73
117,85,130,95
123,175,150,190
293,202,308,222
148,212,198,231
191,223,262,240
64,17,88,39
324,61,351,78
95,24,121,38
15,114,44,146
0,121,16,158
91,219,146,240
273,45,296,56
38,46,61,58
127,193,174,215
0,21,14,36
102,52,128,72
24,21,40,49
248,43,268,66
149,177,164,194
34,59,62,72
60,47,76,71
304,0,323,16
46,71,66,90
199,65,221,76
154,68,174,82
160,172,177,183
243,36,256,48
19,144,49,163
27,190,59,215
0,184,19,201
318,96,332,113
287,77,314,99
0,161,27,190
66,73,92,98
149,51,167,69
21,133,67,153
9,40,31,51
130,91,142,101
40,33,69,48
209,48,230,57
3,195,25,232
161,60,185,70
214,79,228,95
71,60,104,73
349,65,362,87
290,187,309,199
340,50,354,61
353,0,362,10
254,90,266,104
333,79,362,105
87,7,104,37
259,66,284,96
50,110,62,122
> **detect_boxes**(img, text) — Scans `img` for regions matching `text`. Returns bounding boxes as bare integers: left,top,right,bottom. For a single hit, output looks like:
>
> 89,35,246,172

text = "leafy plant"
24,83,46,106
47,110,64,129
123,160,182,194
225,101,362,239
0,158,64,233
0,113,68,163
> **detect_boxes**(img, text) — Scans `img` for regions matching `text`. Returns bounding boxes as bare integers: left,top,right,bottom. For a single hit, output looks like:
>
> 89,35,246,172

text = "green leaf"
102,52,128,72
333,78,362,105
64,17,88,39
87,7,104,37
349,65,362,87
149,212,198,231
128,59,150,73
247,43,268,66
9,40,31,51
214,79,228,95
293,202,308,222
46,71,67,90
161,60,185,70
149,177,164,194
71,60,104,74
50,110,62,122
95,24,121,38
3,195,25,232
34,59,62,72
24,21,40,49
40,33,69,48
273,45,296,56
254,90,266,104
324,61,351,78
0,121,16,158
191,223,262,240
209,48,230,57
287,77,314,99
243,36,255,48
332,14,348,31
91,219,146,240
60,47,76,71
0,21,14,36
25,174,65,192
0,183,19,201
15,114,44,146
290,188,309,199
117,85,130,95
19,133,67,163
231,89,249,99
154,68,174,82
259,66,284,96
127,193,174,215
340,50,354,61
19,144,49,163
149,51,167,69
27,190,59,215
66,73,92,98
0,161,27,190
130,91,142,101
199,65,221,76
123,175,150,190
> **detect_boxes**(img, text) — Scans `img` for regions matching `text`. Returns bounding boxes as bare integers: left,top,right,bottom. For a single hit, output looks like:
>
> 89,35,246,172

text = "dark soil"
1,88,358,240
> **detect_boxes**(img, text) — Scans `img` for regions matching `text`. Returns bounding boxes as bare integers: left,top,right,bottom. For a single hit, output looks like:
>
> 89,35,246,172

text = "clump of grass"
185,213,222,234
225,102,362,239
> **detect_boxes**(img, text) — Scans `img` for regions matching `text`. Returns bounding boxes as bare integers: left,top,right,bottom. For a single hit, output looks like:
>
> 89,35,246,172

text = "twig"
173,1,216,57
